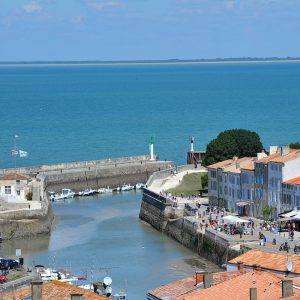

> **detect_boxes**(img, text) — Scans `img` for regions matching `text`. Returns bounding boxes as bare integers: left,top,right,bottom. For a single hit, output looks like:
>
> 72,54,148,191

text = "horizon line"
1,57,300,65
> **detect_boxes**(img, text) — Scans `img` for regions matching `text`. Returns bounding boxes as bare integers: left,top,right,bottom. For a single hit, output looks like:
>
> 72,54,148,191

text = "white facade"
0,175,30,202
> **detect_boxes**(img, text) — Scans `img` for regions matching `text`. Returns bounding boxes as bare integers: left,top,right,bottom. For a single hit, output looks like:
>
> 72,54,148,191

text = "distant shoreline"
1,58,300,67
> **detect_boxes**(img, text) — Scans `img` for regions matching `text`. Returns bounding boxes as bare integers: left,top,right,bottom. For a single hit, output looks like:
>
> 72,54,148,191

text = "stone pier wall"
140,178,242,266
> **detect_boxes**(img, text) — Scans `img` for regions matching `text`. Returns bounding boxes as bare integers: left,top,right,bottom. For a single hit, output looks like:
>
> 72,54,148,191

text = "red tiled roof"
207,159,234,169
270,151,300,163
175,271,300,300
284,176,300,185
148,270,247,299
207,157,253,170
229,249,300,274
3,281,107,300
256,153,281,163
241,163,255,171
0,173,29,181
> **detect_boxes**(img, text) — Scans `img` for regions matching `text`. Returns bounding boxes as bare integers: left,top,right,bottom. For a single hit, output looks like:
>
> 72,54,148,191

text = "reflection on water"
0,191,220,299
0,234,50,258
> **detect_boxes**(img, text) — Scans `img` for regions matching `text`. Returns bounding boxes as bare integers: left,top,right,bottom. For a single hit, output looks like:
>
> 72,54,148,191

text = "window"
210,170,217,178
5,186,11,194
16,180,20,185
17,190,20,196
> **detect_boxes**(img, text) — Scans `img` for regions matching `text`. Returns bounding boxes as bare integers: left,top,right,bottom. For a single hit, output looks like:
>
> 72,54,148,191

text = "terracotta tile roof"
0,172,29,181
284,176,300,185
229,249,300,274
148,276,197,299
256,153,281,163
3,281,107,300
207,159,235,169
207,157,254,170
147,270,247,299
241,162,255,171
174,271,300,300
270,151,300,163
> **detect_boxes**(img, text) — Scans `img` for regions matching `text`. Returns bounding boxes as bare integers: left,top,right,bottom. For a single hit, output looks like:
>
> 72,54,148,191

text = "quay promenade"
140,165,300,266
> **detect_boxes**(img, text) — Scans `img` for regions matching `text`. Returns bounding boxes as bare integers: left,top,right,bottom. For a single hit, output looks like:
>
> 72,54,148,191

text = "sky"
0,0,300,61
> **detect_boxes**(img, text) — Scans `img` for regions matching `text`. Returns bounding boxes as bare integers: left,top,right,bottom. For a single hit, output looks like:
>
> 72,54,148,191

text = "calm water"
1,62,300,297
1,62,300,168
0,192,220,298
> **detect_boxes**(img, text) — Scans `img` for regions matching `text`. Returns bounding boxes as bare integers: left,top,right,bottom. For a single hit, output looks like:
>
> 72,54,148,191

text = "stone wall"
45,160,173,191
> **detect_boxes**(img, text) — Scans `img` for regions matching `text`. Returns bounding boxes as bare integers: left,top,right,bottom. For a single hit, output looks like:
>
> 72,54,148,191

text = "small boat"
99,186,115,193
36,267,80,283
113,291,127,300
50,189,75,201
79,188,97,196
135,183,145,190
112,187,121,192
121,184,135,191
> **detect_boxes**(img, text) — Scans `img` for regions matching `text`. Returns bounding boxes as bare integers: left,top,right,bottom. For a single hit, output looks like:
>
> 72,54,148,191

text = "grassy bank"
167,172,205,196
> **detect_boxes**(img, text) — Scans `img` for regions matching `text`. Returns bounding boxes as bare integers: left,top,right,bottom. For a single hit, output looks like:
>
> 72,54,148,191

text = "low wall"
0,155,158,175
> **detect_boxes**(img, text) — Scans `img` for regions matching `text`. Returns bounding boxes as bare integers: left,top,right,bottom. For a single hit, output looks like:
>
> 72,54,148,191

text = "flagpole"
14,135,18,169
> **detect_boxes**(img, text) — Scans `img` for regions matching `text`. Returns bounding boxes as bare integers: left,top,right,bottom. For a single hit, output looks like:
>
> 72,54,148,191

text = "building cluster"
207,146,300,218
147,249,300,300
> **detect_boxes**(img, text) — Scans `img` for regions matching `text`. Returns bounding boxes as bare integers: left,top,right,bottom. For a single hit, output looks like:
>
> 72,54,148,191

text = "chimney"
253,264,261,271
269,146,278,155
257,152,267,160
31,281,43,300
237,261,244,271
70,294,85,300
282,146,290,156
195,271,204,286
250,288,257,300
203,273,213,289
282,280,293,298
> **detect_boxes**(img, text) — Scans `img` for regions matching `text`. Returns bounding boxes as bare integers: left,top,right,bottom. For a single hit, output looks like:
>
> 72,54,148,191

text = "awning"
278,217,293,222
222,215,249,224
236,201,250,207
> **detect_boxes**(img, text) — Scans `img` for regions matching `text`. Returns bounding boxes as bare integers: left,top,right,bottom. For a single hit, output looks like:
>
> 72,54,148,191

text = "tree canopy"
202,129,263,166
290,142,300,149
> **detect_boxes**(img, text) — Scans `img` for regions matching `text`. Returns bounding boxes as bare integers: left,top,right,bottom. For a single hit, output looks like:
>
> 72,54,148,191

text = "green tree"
26,191,33,201
290,142,300,149
262,205,273,221
202,129,263,166
201,173,208,189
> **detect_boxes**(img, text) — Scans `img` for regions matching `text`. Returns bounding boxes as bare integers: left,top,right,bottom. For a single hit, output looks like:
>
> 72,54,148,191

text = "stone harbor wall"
140,179,242,266
0,156,174,240
0,175,54,240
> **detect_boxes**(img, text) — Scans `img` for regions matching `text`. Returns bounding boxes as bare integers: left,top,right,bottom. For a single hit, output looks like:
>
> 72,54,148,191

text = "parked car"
0,258,19,270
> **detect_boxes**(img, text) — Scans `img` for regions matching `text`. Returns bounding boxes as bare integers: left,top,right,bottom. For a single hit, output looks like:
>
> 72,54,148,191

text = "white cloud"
85,0,126,12
23,1,42,14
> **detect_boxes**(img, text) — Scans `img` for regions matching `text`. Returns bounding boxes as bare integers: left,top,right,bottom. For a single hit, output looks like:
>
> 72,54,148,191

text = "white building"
0,173,31,202
282,176,300,212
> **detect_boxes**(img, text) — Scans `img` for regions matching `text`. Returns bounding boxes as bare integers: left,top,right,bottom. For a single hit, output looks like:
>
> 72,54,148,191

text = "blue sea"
1,62,300,168
2,62,300,298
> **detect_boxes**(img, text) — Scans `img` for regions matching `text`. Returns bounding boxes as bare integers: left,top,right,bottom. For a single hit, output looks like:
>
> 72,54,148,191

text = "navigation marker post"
149,136,155,160
190,136,194,152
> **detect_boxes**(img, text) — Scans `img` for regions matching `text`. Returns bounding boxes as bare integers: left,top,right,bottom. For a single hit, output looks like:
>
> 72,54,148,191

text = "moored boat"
121,184,135,191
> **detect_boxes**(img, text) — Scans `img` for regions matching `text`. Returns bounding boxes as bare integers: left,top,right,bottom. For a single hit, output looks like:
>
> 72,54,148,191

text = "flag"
19,150,28,157
11,149,18,155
